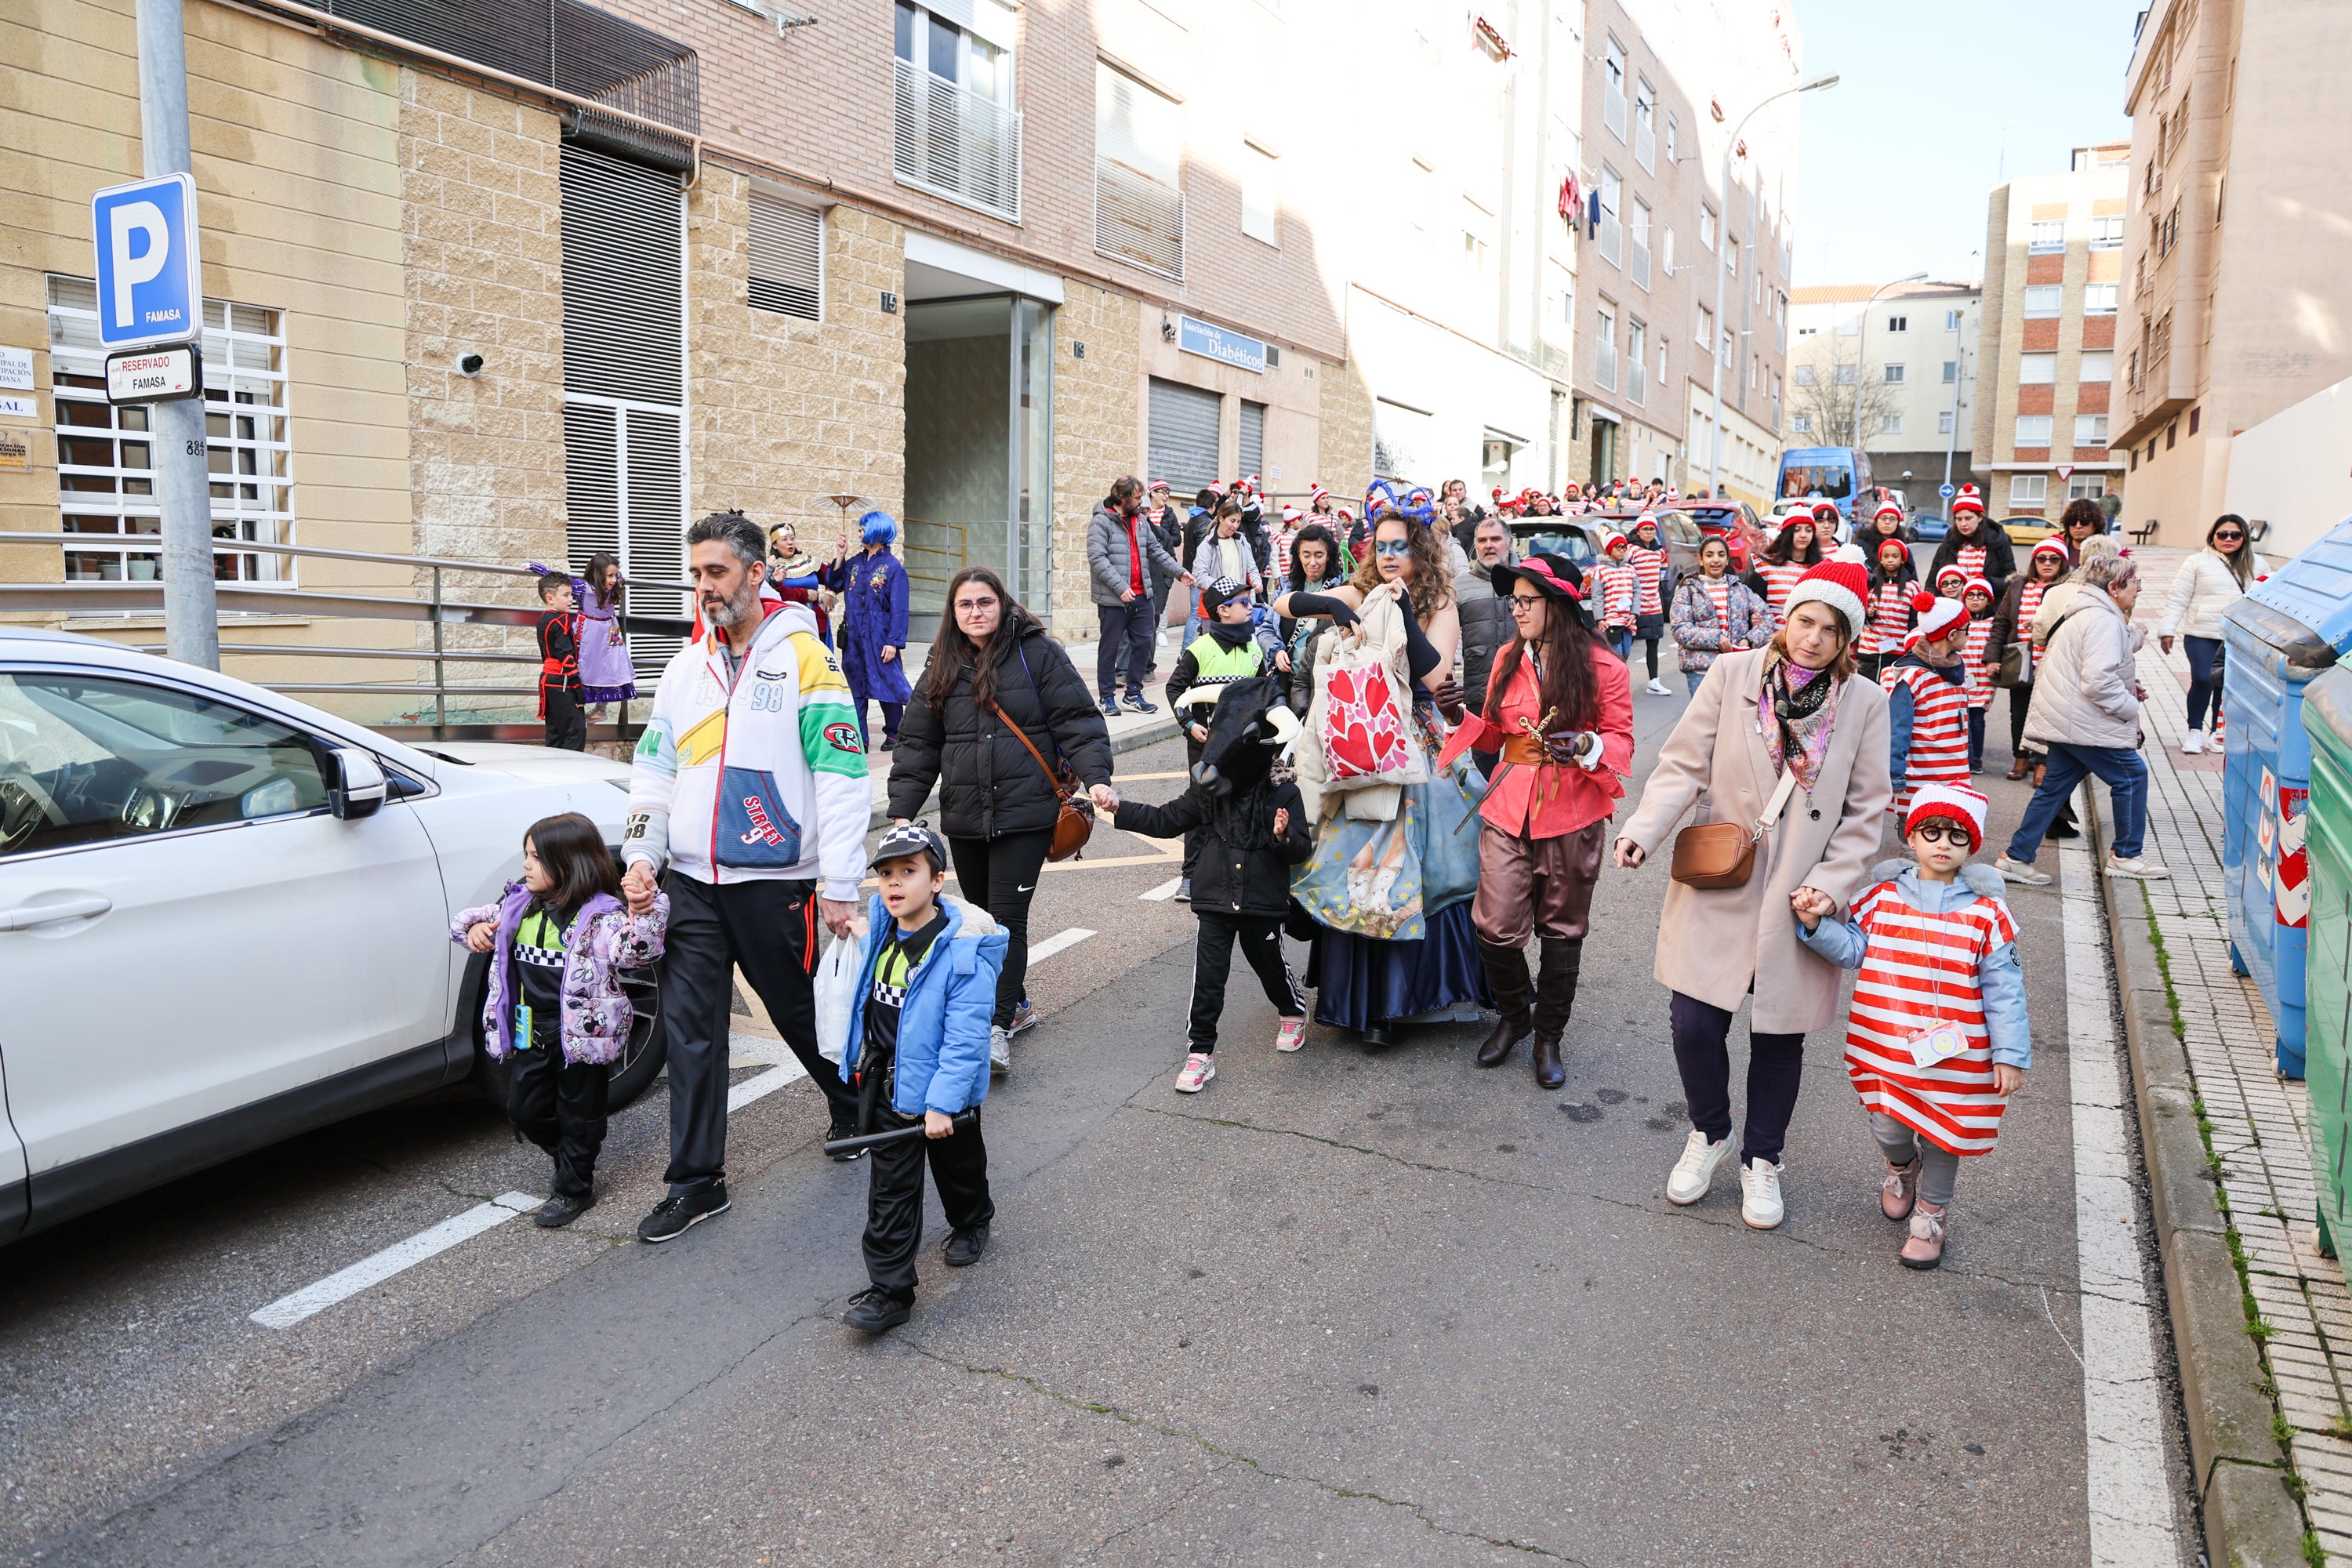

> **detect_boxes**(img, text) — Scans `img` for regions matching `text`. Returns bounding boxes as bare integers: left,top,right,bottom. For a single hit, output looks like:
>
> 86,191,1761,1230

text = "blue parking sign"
92,173,202,350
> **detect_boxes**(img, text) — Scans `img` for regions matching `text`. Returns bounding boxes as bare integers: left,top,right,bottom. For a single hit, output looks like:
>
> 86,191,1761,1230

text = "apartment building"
1569,0,1801,500
1972,144,2129,523
2114,0,2352,546
1788,281,1982,511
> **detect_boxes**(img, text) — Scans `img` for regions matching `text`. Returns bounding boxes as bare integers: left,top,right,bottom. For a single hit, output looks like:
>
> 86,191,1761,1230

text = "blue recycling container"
2220,515,2352,1077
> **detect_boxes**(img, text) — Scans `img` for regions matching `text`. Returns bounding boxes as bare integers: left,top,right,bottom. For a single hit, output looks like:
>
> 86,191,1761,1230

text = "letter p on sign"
91,172,201,350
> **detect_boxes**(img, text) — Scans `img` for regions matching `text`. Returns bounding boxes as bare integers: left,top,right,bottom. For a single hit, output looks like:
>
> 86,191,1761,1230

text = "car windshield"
1508,525,1595,563
1781,463,1854,500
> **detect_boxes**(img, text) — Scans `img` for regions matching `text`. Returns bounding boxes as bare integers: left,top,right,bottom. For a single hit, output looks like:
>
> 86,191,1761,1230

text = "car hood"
412,742,633,786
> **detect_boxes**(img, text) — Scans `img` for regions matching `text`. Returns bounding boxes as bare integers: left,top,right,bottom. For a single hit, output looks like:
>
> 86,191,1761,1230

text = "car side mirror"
328,748,387,820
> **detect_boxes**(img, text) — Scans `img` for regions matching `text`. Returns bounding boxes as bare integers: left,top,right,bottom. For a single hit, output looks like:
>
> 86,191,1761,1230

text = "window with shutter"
1148,379,1221,499
1096,63,1185,279
560,143,688,670
747,193,822,320
893,2,1022,221
1238,400,1265,482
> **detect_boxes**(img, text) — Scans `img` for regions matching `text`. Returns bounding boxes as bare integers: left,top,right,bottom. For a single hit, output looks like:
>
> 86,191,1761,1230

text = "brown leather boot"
1475,939,1533,1067
1530,938,1581,1091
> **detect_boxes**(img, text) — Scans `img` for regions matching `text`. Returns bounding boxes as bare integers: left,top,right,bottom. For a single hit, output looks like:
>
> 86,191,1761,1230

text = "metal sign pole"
134,0,218,670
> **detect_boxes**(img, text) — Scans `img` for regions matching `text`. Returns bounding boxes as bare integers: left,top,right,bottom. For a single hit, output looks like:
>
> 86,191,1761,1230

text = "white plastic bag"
813,927,865,1065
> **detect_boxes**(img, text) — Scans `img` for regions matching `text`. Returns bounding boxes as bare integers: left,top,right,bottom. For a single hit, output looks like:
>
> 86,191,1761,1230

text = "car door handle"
0,897,112,931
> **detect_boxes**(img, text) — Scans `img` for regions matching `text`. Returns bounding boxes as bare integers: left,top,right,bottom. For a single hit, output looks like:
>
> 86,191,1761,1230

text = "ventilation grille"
1095,159,1185,281
747,194,822,320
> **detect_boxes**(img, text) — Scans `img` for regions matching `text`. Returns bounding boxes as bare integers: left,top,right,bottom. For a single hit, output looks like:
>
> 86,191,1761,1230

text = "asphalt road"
2,691,2189,1566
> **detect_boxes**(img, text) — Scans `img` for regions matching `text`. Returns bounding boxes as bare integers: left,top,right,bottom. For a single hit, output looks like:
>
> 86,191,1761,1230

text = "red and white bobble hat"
1809,493,1840,519
1951,483,1986,518
1148,477,1172,495
1904,782,1990,851
1900,592,1969,652
1962,574,1995,602
1785,548,1871,640
1634,510,1660,532
1602,530,1630,554
1934,564,1969,596
1279,503,1304,524
1309,481,1330,506
2031,536,2071,568
1873,497,1905,524
1242,473,1262,495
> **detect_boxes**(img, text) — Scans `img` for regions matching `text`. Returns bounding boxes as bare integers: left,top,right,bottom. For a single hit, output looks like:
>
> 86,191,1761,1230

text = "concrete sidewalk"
2110,548,2352,1565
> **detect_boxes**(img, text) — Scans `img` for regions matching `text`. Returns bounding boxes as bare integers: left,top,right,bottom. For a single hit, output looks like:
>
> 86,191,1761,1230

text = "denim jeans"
2183,634,2223,731
1606,626,1632,664
1096,601,1155,702
2005,742,2149,862
1684,668,1707,696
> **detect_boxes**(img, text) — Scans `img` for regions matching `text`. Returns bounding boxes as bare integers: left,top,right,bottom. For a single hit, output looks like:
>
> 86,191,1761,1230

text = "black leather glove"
1428,675,1466,723
1544,729,1596,766
1288,592,1359,630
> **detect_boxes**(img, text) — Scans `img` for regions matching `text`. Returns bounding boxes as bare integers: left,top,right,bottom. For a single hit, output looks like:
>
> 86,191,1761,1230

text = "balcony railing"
1599,210,1622,267
1630,237,1650,290
1629,356,1647,406
1094,158,1185,280
1595,339,1618,391
894,60,1022,223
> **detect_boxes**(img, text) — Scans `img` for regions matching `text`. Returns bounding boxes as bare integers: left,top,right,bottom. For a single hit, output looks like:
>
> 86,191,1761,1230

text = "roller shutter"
1237,399,1265,484
1148,378,1220,499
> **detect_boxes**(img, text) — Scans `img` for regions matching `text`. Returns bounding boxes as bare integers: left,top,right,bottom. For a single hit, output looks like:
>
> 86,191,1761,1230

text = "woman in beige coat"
1615,555,1892,1230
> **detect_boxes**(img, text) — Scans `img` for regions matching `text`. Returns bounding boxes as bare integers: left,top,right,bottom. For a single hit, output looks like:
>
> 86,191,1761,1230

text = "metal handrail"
0,531,696,591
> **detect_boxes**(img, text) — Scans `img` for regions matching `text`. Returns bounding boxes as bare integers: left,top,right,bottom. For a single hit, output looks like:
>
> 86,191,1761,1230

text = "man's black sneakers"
827,1116,866,1161
844,1287,912,1333
636,1182,730,1242
942,1224,989,1267
535,1190,596,1229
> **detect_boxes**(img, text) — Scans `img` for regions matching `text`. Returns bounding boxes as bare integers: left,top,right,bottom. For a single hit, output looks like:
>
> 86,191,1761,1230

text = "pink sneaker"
1275,1018,1307,1053
1174,1052,1217,1093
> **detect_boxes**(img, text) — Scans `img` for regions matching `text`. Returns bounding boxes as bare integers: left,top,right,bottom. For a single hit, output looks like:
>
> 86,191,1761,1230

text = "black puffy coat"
1116,775,1308,918
887,622,1113,839
1928,521,2018,595
1457,563,1513,710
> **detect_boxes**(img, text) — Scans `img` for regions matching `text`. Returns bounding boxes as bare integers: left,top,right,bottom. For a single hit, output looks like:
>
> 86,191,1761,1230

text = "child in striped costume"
1880,593,1973,819
1792,783,2030,1269
1750,513,1824,626
1858,535,1918,680
1626,514,1671,695
1592,531,1639,664
1958,575,1998,774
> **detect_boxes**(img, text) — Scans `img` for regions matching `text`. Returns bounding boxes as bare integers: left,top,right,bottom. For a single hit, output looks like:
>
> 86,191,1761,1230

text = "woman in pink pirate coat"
1793,783,2031,1269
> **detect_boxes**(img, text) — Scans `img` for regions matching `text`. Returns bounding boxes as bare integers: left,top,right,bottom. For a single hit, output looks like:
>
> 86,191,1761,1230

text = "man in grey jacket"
1087,475,1192,714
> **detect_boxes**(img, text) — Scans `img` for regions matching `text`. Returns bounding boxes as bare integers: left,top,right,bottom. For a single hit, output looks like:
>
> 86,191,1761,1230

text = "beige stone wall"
1317,357,1374,504
687,171,905,550
1047,278,1143,632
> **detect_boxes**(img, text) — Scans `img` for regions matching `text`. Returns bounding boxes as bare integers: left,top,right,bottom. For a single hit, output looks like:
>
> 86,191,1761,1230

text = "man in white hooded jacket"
622,510,873,1242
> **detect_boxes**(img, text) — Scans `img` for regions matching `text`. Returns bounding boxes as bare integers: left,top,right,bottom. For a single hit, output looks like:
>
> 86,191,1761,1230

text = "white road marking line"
728,1057,809,1111
1026,927,1096,964
2058,789,2184,1566
1139,877,1184,902
249,1192,543,1330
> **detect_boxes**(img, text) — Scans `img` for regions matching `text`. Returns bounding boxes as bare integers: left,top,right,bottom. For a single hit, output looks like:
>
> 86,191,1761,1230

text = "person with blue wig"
827,510,913,750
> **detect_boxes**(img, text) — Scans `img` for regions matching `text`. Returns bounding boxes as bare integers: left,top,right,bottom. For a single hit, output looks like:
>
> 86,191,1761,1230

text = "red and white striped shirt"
1951,543,1988,581
1592,561,1638,627
1628,545,1668,616
1962,614,1996,709
1751,559,1806,620
1860,580,1915,657
1842,882,2018,1156
1700,576,1733,626
2016,580,2049,675
1881,662,1972,813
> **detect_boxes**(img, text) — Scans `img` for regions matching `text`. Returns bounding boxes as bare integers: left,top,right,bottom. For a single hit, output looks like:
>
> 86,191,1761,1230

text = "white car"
0,629,656,1244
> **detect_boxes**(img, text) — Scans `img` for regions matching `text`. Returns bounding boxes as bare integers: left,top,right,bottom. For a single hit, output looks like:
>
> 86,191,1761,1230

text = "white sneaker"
989,1025,1011,1075
1665,1129,1735,1206
1646,678,1671,696
2106,855,2171,880
2181,732,2205,755
1174,1051,1216,1093
1994,855,2053,886
1739,1156,1786,1229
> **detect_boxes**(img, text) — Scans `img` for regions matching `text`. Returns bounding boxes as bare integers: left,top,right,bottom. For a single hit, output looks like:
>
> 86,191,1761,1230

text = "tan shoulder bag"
1669,768,1799,890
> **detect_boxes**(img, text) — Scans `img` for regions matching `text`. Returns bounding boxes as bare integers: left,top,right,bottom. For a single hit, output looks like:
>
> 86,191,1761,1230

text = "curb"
2085,790,2313,1566
865,715,1181,831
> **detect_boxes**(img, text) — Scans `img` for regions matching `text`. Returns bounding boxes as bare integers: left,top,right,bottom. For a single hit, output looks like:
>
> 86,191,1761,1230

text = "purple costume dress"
569,576,637,703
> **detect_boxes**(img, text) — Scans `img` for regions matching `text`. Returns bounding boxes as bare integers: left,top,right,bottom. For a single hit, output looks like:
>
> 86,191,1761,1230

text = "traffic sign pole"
134,0,217,670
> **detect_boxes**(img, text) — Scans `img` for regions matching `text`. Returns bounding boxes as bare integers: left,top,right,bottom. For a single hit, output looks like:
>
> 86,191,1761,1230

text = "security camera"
456,350,485,377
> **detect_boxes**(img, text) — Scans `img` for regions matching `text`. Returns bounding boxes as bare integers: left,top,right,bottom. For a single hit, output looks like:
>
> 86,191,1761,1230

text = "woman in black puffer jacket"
888,567,1115,1070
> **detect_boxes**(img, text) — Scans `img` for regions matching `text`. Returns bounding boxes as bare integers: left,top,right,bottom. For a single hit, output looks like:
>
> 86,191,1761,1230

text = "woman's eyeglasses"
2214,531,2245,543
1374,539,1413,557
953,598,997,614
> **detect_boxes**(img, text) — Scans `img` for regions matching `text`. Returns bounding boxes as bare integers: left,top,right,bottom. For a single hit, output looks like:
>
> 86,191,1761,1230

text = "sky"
1784,0,2144,289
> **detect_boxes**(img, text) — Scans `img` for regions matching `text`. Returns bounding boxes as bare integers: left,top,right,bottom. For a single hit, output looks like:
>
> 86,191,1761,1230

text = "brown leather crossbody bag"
1668,769,1799,890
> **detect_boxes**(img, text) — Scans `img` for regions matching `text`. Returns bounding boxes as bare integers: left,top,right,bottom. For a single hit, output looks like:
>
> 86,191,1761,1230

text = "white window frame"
2079,350,2114,383
2015,415,2054,446
1696,303,1714,349
1885,313,1907,333
1698,205,1716,252
1879,412,1902,435
2074,413,2111,448
746,191,823,321
2019,353,2058,385
2028,220,2066,253
2010,473,2049,506
47,274,293,586
1792,362,1814,387
1598,165,1623,267
894,2,1023,221
2090,214,2125,249
1241,140,1279,245
1792,412,1813,434
1882,362,1905,383
1941,360,1958,384
1633,77,1657,172
1629,196,1652,289
2022,285,2063,318
1938,410,1955,435
1603,37,1628,140
1945,308,1964,329
1595,301,1618,391
2082,282,2119,316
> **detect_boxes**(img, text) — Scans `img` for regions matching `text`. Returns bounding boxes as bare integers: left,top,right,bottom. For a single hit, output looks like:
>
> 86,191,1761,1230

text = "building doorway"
902,292,1053,625
1588,414,1620,490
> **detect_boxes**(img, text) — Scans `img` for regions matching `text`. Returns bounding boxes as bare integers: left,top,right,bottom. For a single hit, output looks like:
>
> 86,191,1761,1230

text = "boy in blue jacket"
840,821,1009,1334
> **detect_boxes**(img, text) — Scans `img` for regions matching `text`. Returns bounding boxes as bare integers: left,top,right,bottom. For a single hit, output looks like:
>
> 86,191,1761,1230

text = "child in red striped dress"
1879,593,1973,819
1858,535,1918,680
1625,514,1671,695
1592,532,1639,665
1791,784,2029,1269
1959,575,1998,774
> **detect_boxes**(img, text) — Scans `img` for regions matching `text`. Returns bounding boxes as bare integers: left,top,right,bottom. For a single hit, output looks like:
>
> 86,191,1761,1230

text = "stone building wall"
1047,279,1144,632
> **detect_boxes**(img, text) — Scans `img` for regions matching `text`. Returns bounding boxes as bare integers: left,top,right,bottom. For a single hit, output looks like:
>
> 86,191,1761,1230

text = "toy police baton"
822,1107,978,1156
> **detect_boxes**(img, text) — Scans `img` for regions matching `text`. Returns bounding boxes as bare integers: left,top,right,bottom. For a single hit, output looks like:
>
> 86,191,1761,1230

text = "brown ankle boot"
1530,938,1581,1091
1475,939,1533,1067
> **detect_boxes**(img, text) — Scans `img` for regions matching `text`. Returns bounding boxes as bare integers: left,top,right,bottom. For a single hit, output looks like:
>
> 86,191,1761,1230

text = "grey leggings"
1872,1112,1961,1207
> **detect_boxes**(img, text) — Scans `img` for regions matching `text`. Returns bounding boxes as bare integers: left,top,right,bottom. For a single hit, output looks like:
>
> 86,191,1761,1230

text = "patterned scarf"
1761,649,1841,794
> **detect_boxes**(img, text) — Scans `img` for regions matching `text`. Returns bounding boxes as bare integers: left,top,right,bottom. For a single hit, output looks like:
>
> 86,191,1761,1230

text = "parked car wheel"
469,961,665,1111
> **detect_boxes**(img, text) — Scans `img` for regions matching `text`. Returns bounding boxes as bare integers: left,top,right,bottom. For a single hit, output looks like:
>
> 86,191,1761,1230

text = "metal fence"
0,532,691,742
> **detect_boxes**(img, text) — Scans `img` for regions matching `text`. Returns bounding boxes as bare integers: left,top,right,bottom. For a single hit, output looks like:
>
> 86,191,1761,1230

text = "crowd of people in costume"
476,466,2220,1323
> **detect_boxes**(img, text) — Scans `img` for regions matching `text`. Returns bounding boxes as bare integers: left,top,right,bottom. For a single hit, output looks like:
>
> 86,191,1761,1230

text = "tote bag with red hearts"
1316,593,1427,785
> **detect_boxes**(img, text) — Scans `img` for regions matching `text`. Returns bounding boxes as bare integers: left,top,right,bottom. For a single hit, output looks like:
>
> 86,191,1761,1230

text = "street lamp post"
1853,270,1928,452
1708,71,1838,506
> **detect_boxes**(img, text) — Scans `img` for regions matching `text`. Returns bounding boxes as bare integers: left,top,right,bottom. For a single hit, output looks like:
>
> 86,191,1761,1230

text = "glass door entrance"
903,294,1053,625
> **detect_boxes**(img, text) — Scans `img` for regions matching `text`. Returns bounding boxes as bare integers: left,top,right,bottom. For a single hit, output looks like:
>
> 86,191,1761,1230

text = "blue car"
1911,514,1950,543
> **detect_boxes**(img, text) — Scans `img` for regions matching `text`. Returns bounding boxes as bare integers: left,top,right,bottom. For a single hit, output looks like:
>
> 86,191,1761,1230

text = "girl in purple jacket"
456,813,667,1228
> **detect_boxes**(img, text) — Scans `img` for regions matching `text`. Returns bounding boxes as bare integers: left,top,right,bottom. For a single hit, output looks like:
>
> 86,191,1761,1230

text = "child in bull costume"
1167,577,1280,900
829,510,913,751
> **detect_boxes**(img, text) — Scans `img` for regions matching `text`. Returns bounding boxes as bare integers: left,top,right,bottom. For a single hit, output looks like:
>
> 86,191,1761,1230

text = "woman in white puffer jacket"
2155,514,2267,754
